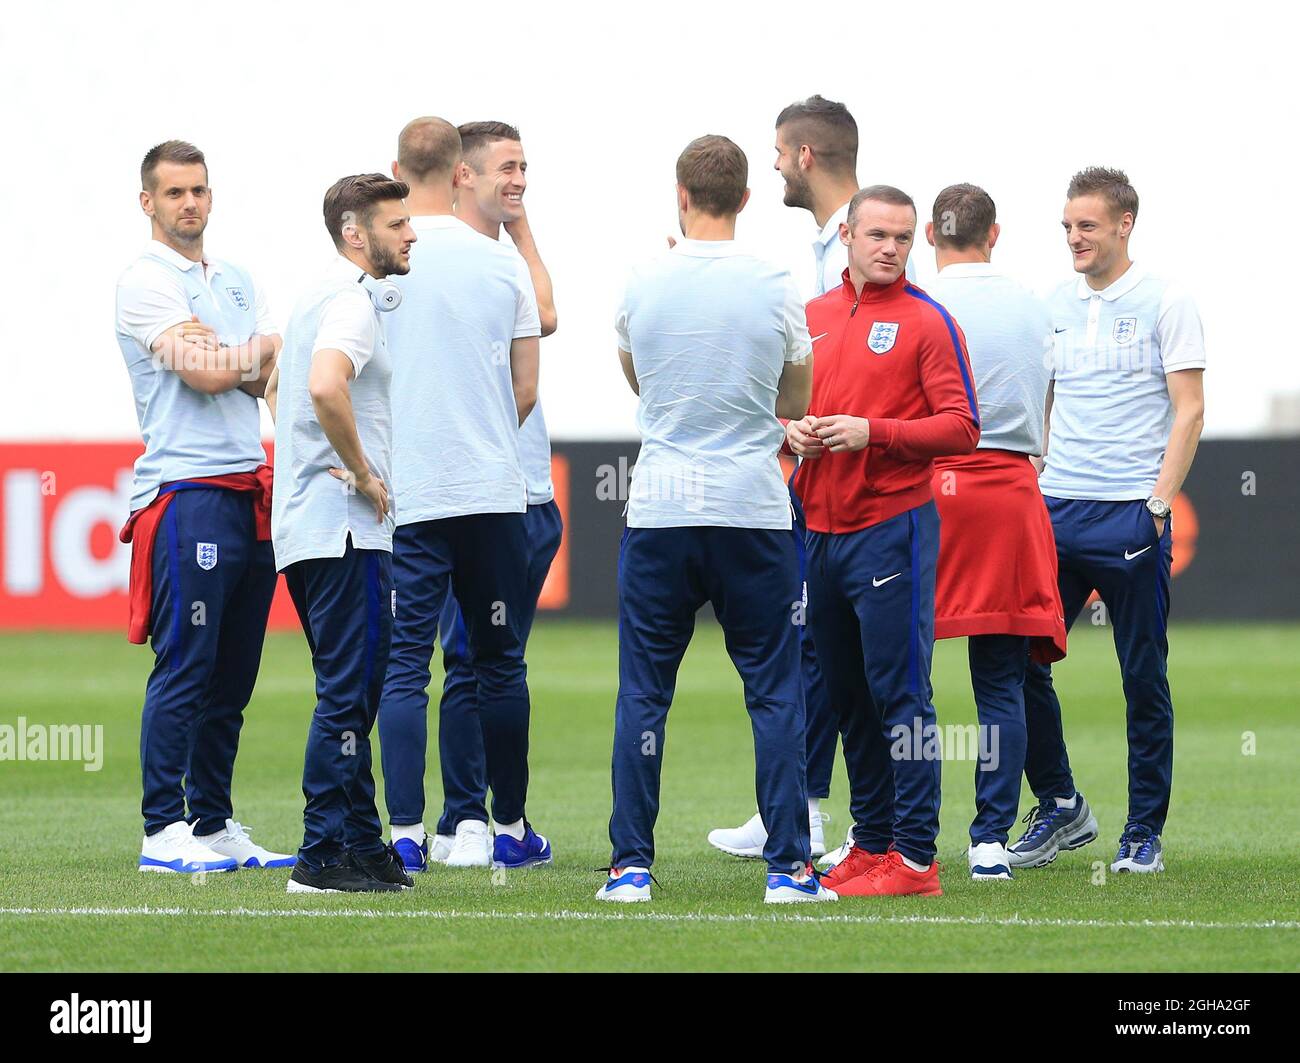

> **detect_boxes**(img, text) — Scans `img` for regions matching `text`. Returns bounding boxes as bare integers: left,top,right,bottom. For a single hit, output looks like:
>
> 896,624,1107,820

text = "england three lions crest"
1112,316,1139,345
225,287,250,312
196,542,218,570
867,322,899,354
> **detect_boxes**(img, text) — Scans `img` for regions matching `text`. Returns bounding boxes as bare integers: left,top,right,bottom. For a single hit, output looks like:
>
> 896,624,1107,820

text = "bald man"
375,117,553,873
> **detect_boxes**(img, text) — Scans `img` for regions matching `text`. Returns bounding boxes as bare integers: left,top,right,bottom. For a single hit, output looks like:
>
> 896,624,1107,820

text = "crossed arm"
150,317,280,397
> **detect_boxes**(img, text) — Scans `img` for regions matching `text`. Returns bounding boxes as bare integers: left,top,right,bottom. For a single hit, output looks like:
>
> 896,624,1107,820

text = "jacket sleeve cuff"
866,418,898,451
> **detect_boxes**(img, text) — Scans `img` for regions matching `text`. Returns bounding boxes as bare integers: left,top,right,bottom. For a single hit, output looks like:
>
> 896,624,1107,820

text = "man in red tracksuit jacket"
789,184,980,897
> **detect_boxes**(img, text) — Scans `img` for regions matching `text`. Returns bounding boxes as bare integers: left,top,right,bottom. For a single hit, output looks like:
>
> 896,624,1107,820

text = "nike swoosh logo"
873,573,902,587
1054,328,1067,333
810,332,829,342
1124,546,1152,560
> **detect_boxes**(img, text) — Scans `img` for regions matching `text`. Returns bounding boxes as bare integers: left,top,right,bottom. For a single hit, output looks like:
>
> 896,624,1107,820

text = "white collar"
936,261,1000,279
671,237,739,258
814,202,850,249
1075,261,1146,301
410,213,474,233
146,239,224,277
330,253,371,284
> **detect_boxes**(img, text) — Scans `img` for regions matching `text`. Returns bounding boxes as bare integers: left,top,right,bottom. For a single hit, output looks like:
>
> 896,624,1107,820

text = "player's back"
615,240,807,530
926,264,1051,455
385,215,539,525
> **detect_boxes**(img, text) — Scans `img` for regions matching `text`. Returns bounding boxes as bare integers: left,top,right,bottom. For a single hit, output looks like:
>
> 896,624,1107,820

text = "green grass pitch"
0,621,1297,972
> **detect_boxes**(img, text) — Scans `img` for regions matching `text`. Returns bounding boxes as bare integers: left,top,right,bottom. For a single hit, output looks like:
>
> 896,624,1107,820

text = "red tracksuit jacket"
793,270,981,533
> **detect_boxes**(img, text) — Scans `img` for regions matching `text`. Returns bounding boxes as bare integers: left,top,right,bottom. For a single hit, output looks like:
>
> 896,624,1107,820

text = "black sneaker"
286,859,404,893
348,844,415,889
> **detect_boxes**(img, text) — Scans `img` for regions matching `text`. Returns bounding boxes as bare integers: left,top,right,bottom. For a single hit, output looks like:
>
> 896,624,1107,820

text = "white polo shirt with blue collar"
1040,262,1206,501
116,240,276,512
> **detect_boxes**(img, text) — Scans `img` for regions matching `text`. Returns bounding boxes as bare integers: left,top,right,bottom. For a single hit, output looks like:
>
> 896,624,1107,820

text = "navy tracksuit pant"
806,501,942,865
789,485,841,801
283,543,393,872
610,525,809,873
1023,497,1174,834
432,501,563,836
140,487,277,836
968,634,1029,845
378,512,533,828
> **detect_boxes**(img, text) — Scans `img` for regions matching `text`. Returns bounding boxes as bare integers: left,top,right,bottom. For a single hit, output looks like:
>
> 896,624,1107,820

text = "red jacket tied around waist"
793,271,981,532
118,465,274,644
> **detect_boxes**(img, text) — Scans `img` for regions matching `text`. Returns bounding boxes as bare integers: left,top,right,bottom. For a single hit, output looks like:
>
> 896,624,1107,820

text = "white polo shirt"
811,201,917,299
1040,262,1206,501
386,214,540,525
615,239,811,530
271,255,394,569
926,262,1052,455
115,240,275,511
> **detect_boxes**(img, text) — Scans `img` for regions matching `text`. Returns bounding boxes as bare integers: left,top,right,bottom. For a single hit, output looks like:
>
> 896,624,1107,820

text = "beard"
782,169,813,211
162,215,205,245
368,237,409,277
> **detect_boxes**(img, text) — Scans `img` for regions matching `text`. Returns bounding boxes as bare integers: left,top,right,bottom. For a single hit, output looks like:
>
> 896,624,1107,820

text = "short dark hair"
675,135,748,217
775,96,858,177
847,184,915,228
141,140,207,192
1067,166,1139,222
397,116,461,182
458,121,521,171
931,183,997,250
322,173,410,250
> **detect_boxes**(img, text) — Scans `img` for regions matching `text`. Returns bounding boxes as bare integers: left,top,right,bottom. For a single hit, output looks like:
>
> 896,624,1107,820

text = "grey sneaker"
1007,793,1099,868
1110,826,1165,874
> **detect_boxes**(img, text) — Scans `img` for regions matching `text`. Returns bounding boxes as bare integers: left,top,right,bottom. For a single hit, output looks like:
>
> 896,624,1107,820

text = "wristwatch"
1146,497,1171,520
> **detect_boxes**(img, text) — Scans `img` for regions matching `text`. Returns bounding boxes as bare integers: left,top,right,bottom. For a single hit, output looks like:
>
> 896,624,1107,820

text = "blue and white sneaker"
1110,826,1165,874
139,821,238,874
392,835,428,873
764,866,838,904
1007,793,1099,868
492,825,553,869
595,866,653,902
968,841,1013,881
194,819,295,868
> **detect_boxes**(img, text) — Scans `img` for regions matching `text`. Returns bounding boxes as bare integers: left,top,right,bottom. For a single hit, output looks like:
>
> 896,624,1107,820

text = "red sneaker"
819,845,887,890
834,850,943,897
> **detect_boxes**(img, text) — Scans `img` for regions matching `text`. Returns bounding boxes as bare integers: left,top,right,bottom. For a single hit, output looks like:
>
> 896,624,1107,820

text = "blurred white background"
3,0,1297,440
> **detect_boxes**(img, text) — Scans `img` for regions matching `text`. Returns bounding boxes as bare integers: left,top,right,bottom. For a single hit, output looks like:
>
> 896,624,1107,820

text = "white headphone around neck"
358,272,402,313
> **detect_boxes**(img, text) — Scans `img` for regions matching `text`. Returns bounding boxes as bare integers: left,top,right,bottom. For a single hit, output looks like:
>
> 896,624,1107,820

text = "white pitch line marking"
0,907,1295,931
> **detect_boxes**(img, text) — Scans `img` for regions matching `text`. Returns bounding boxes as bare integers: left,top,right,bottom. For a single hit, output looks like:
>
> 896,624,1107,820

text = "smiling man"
1012,167,1206,876
116,140,291,875
376,117,553,875
384,119,565,872
790,185,979,897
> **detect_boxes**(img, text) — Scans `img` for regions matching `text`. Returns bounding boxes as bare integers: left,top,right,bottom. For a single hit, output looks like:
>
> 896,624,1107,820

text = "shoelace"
1016,802,1061,845
855,850,903,882
1118,826,1155,862
225,820,253,843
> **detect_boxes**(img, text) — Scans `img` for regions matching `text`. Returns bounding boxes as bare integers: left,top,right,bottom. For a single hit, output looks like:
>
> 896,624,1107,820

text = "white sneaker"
764,868,838,904
595,866,653,902
817,825,856,869
707,812,767,858
139,821,238,874
709,810,830,860
195,818,295,868
445,819,492,867
969,841,1013,881
428,834,455,864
